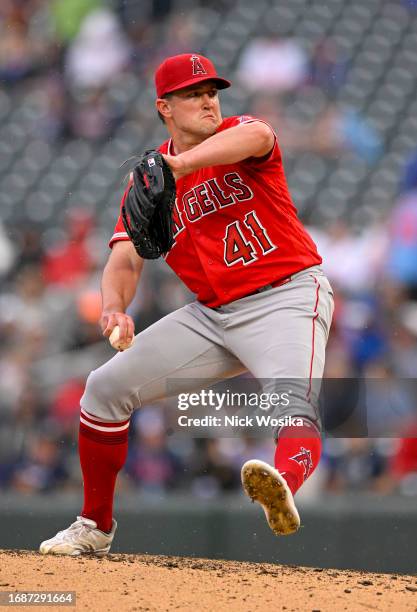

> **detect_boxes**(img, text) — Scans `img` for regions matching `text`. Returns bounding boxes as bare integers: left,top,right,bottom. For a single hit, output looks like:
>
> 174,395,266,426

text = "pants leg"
81,302,245,421
203,266,334,427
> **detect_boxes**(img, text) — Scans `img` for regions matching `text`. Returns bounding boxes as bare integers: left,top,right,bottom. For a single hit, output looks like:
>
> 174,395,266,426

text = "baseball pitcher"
40,54,334,556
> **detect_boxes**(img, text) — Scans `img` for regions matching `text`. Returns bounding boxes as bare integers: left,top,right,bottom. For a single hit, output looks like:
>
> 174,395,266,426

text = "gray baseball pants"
81,265,334,427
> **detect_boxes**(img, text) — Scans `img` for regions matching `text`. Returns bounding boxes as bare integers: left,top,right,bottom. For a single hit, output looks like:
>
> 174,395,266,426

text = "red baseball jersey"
110,115,322,307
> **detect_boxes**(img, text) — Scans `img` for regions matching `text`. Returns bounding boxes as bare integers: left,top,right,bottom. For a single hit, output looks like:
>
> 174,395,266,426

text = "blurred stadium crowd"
1,0,417,500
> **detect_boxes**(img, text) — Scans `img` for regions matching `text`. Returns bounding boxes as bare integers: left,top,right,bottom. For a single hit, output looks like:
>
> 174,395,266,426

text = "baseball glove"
122,150,176,259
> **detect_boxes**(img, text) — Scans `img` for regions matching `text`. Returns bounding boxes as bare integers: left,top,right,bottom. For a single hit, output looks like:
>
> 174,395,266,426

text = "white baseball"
109,325,134,351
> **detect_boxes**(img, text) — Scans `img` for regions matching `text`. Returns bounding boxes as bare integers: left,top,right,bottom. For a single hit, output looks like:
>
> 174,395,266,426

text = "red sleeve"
108,184,131,249
219,115,279,165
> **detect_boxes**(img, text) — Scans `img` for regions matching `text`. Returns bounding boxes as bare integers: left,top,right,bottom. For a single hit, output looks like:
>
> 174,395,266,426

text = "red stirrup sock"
274,418,322,496
79,408,130,533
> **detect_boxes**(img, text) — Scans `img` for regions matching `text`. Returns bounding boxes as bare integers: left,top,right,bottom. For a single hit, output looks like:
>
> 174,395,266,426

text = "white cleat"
39,516,117,557
241,460,300,536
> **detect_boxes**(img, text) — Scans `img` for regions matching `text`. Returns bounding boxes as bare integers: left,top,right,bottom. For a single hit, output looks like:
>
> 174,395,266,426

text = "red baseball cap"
155,53,231,98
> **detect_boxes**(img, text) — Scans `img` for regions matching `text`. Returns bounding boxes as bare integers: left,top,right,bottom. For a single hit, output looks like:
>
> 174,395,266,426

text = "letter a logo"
190,55,207,76
289,446,313,480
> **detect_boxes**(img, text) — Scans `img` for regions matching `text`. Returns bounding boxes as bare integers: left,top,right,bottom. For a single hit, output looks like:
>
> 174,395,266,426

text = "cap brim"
161,76,231,96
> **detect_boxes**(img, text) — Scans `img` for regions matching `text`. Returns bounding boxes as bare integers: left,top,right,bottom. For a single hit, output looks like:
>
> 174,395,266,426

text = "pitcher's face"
158,81,222,140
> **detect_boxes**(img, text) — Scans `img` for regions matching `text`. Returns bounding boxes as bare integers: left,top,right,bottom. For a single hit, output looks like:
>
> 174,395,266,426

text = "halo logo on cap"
190,55,207,76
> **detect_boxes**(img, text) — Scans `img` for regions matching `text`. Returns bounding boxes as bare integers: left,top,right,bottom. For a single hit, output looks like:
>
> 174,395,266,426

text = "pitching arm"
100,240,144,343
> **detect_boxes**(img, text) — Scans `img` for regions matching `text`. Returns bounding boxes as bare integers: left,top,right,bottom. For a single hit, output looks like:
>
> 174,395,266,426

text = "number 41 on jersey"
223,210,277,266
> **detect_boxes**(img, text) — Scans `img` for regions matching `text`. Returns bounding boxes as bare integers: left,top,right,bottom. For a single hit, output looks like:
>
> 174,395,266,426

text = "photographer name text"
177,414,304,428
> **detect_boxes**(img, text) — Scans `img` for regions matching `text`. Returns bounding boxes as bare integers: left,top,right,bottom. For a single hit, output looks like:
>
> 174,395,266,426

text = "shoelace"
55,517,96,542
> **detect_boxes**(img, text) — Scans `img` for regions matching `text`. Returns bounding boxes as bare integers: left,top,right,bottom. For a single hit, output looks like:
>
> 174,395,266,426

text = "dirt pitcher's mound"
0,551,416,611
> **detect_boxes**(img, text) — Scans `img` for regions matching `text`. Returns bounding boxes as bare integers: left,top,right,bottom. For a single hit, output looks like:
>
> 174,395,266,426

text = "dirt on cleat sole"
241,460,300,536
